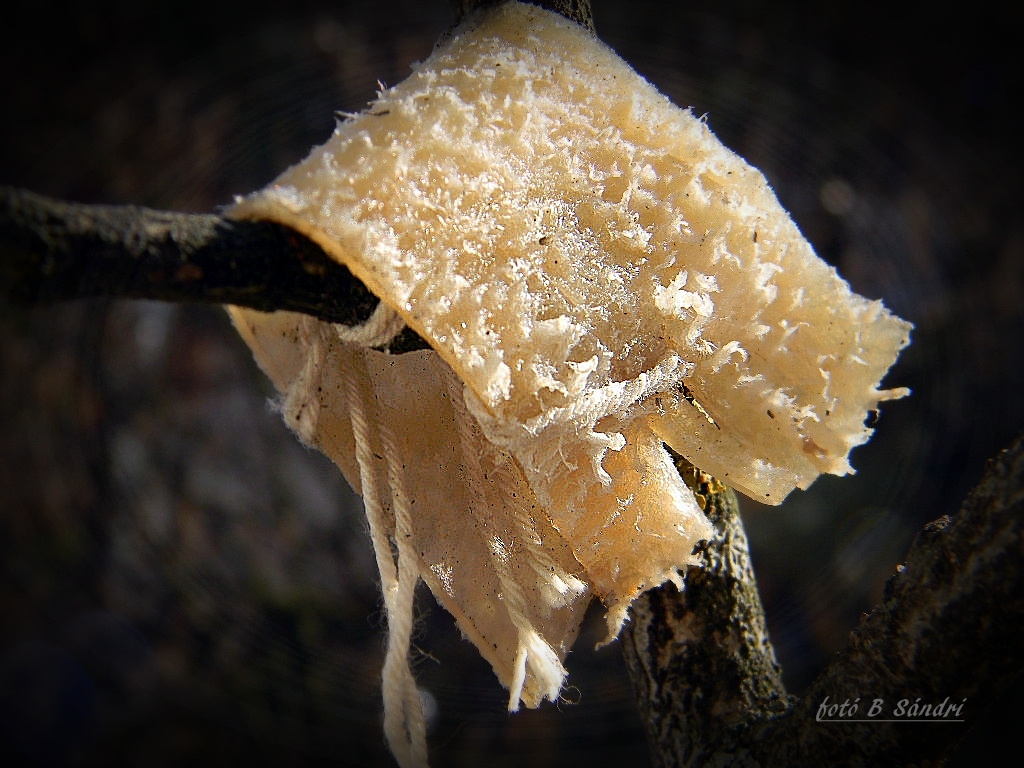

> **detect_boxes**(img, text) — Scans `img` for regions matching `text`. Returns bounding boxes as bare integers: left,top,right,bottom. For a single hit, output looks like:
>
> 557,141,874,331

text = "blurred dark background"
1,1,1021,766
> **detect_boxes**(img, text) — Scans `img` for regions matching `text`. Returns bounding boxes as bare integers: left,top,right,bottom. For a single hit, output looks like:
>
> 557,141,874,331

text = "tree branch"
624,434,1024,767
622,459,793,767
0,186,429,351
757,431,1024,765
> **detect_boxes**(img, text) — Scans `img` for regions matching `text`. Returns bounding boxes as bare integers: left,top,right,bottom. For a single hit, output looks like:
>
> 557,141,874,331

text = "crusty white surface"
228,0,910,714
231,1,910,507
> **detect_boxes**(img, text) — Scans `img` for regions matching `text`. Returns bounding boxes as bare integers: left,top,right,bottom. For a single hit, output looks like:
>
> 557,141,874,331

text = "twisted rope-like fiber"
442,364,567,711
339,348,425,768
334,302,407,348
378,413,429,767
552,354,689,429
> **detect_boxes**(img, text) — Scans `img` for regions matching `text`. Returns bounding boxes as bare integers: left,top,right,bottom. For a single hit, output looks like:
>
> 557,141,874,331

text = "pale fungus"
227,3,912,765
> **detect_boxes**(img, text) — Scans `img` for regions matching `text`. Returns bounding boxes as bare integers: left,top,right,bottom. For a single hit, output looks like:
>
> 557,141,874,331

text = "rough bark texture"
623,436,1024,767
756,432,1024,766
0,186,428,351
622,459,793,768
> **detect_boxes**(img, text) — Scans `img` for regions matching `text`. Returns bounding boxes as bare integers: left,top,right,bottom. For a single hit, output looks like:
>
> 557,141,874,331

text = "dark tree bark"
624,438,1024,767
0,186,429,352
622,460,792,767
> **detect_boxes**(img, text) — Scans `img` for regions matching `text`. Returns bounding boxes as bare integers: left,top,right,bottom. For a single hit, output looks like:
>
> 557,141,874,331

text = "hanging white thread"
339,347,427,768
443,364,568,711
378,412,428,767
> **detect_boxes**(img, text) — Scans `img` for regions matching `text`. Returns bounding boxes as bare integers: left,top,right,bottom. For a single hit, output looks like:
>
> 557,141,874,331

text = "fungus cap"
228,2,912,764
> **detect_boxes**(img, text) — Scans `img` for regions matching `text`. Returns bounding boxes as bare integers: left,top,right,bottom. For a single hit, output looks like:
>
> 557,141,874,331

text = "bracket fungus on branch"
227,2,912,765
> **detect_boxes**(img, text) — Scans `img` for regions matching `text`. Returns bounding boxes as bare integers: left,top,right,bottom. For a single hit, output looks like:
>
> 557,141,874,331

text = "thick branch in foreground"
760,432,1024,765
0,186,429,350
624,435,1024,767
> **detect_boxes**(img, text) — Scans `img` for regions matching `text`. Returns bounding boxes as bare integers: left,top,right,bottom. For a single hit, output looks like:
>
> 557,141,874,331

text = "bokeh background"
1,1,1021,766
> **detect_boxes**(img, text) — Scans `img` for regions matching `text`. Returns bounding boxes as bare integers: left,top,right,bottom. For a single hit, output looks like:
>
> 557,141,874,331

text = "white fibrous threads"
227,3,912,766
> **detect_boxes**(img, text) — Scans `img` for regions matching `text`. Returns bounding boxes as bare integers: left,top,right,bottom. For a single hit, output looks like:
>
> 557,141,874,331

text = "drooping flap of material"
231,308,594,708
